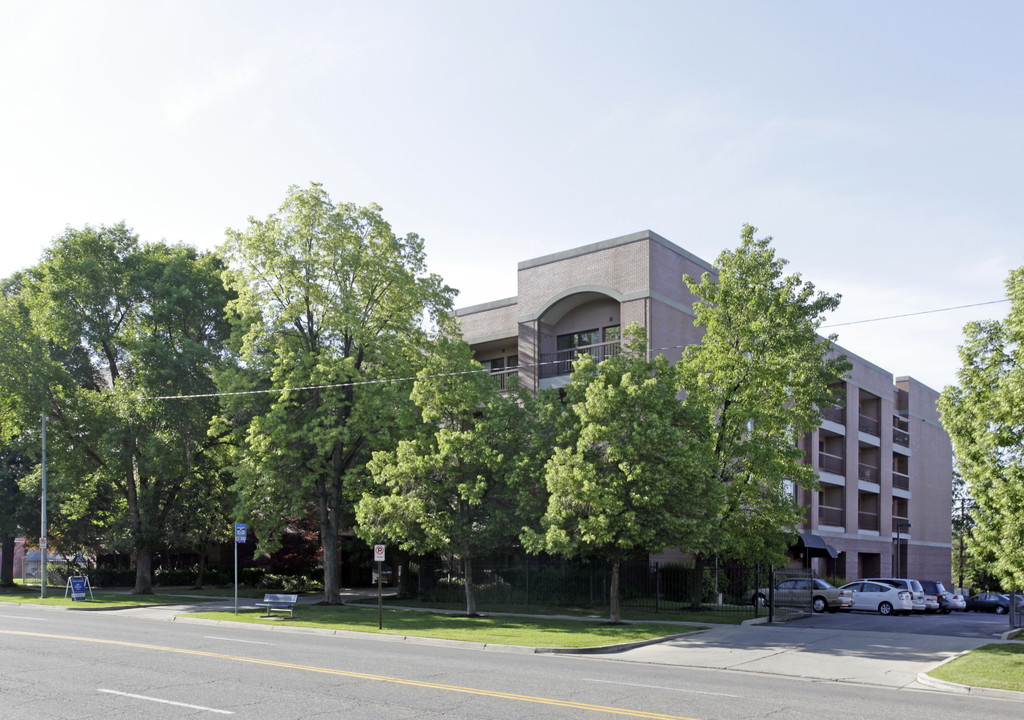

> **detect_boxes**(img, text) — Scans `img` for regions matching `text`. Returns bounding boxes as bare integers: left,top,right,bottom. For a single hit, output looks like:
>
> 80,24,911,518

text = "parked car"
941,588,967,612
964,592,1010,614
749,577,845,613
838,580,914,616
918,580,951,613
865,578,929,612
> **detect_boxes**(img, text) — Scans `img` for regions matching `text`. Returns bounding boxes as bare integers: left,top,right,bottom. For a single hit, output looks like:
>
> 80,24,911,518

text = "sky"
2,1,1021,393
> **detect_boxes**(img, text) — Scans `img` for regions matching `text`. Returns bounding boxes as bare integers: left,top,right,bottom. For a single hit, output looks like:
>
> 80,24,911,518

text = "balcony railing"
818,451,845,475
820,406,845,425
858,463,880,484
818,505,845,526
858,414,880,436
539,340,622,378
892,471,909,491
858,511,880,531
891,516,910,533
490,368,519,393
893,426,909,447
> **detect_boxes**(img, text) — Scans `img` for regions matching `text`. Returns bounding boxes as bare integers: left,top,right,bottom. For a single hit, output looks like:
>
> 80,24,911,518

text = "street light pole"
40,413,47,599
895,522,911,578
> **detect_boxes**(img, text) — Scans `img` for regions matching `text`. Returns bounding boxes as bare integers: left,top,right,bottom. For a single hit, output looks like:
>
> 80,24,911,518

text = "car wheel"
996,605,1007,615
812,596,827,613
878,601,894,616
752,593,767,608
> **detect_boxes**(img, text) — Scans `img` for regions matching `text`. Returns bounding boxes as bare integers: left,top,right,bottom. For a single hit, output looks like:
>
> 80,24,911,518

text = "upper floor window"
557,329,600,351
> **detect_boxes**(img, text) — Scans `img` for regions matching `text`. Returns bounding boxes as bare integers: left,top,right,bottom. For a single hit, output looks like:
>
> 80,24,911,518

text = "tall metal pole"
895,525,901,578
40,413,47,599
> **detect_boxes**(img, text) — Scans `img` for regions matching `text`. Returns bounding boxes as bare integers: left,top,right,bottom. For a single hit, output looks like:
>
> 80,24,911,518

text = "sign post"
234,523,247,614
373,544,385,629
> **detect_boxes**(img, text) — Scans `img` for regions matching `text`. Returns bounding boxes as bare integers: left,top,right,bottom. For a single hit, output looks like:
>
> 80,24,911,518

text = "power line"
117,296,1011,403
822,299,1009,329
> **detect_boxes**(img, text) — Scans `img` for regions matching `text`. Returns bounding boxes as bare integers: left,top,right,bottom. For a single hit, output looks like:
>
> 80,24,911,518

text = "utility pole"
40,413,47,599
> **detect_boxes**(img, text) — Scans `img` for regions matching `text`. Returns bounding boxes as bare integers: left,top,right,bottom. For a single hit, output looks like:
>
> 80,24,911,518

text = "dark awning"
794,532,838,559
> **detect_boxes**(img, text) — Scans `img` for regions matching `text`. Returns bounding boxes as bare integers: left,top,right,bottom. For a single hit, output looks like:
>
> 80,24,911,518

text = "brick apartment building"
454,230,953,584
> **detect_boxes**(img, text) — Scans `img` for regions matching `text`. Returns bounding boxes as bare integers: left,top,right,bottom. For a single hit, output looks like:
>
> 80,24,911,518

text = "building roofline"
517,230,716,274
453,296,518,317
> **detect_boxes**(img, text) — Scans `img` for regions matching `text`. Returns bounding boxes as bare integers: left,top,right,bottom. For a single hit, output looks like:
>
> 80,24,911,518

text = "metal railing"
818,451,845,475
891,516,910,533
892,471,909,491
820,406,845,425
818,505,845,526
539,341,622,378
858,463,880,484
858,511,880,531
858,414,880,436
490,368,519,393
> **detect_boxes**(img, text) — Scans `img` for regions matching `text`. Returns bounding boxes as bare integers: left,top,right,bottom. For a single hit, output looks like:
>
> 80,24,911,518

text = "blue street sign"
235,523,247,543
69,576,87,601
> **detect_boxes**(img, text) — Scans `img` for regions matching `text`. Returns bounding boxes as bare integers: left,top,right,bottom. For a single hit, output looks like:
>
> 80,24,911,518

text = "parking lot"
793,608,1019,638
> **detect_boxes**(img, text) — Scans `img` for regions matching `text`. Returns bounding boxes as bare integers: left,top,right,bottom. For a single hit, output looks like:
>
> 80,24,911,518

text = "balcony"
539,340,622,378
892,471,909,491
818,451,845,476
818,505,845,527
858,463,880,485
821,406,845,425
893,415,910,447
490,368,519,393
858,512,880,531
858,414,880,436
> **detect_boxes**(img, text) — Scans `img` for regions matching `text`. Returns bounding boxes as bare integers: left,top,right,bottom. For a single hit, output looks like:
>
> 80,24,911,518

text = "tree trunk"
690,555,705,610
0,534,14,586
319,507,341,604
192,552,206,589
133,547,153,594
463,555,477,616
609,558,621,623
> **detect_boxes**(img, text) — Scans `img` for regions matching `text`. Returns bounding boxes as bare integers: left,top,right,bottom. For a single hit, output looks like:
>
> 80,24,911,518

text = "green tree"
357,339,543,615
0,443,34,586
528,327,720,623
1,224,234,593
219,183,456,603
939,264,1024,590
677,225,850,566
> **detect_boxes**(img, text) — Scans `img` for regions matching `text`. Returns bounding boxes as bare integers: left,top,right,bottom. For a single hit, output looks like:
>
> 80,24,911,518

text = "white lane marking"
203,635,272,645
584,678,740,698
97,689,234,714
0,615,45,621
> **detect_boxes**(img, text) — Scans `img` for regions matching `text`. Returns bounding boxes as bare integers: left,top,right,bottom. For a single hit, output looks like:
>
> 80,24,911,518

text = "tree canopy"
0,224,234,593
528,327,719,623
677,225,850,565
219,183,456,602
939,264,1024,589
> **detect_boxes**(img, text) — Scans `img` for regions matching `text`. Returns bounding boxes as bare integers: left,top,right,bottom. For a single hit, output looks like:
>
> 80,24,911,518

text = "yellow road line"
1,630,702,720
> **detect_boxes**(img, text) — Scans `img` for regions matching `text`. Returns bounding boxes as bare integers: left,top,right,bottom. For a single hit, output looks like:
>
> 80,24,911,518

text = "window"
603,325,620,342
557,329,600,351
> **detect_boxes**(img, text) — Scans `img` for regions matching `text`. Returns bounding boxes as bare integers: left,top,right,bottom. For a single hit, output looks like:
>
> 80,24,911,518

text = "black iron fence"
413,557,809,619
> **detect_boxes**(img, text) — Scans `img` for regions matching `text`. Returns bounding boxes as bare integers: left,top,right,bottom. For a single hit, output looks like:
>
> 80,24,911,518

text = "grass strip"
0,587,221,608
927,643,1024,693
188,604,705,648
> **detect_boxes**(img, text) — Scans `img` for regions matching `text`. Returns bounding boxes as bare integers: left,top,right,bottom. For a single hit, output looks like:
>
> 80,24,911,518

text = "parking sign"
373,544,385,562
235,523,246,543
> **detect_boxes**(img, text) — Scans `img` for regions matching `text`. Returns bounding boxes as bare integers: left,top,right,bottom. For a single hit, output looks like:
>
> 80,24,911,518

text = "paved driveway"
794,608,1016,638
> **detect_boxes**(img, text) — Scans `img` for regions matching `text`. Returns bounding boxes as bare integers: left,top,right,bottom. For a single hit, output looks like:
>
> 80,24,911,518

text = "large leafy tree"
528,327,720,623
677,225,850,565
939,264,1024,590
357,339,544,615
0,443,34,586
1,224,234,593
219,183,456,603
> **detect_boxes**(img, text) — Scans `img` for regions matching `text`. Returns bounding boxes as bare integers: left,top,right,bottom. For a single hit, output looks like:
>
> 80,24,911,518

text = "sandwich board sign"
65,576,94,601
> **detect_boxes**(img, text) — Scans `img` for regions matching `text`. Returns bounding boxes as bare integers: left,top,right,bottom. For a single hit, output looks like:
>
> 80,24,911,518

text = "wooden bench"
254,593,298,618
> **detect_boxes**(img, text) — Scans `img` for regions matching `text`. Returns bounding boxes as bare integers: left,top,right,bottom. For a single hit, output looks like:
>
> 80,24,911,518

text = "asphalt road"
794,606,1018,637
1,604,1020,719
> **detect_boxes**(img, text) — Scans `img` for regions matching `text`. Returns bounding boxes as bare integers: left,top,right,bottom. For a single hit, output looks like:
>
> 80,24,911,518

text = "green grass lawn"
927,642,1024,693
188,604,706,648
0,585,223,608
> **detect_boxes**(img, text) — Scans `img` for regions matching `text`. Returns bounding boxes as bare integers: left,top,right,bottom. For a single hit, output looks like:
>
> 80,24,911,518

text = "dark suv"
918,580,949,613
